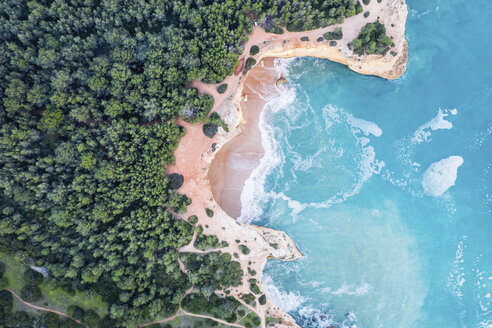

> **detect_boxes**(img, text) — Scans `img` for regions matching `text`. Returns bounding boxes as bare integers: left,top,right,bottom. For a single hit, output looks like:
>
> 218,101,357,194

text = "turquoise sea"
240,0,492,327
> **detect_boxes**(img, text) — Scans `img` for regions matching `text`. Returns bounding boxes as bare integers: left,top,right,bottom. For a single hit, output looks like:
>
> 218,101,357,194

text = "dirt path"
139,305,247,328
6,288,82,325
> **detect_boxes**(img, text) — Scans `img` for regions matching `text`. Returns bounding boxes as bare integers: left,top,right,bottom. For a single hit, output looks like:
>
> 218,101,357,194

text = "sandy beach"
166,0,408,326
208,58,280,218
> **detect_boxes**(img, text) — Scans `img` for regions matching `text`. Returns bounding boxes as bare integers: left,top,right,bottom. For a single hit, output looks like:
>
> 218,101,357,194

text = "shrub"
316,36,323,42
38,313,61,327
377,0,382,2
203,123,218,138
188,215,198,224
205,112,228,132
205,208,214,217
83,309,101,327
249,279,261,294
239,245,250,255
329,41,337,46
67,305,86,321
300,36,309,41
364,11,370,18
0,262,5,278
241,293,255,305
217,83,228,94
8,311,35,327
323,27,343,40
244,57,257,72
259,294,267,305
363,0,370,4
249,45,259,56
356,1,364,14
23,268,44,285
0,290,13,315
391,51,398,56
349,22,393,56
0,277,8,289
20,284,42,302
168,173,184,190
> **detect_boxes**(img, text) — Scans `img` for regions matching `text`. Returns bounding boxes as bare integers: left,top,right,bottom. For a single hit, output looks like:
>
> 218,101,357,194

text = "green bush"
0,277,8,289
83,309,102,327
203,124,218,138
217,83,228,94
249,279,261,294
249,45,259,56
356,1,364,14
20,284,42,302
363,0,370,4
38,313,61,327
239,245,250,255
377,0,382,2
205,208,214,217
67,305,86,321
241,293,255,305
329,41,337,46
23,268,44,285
259,294,267,305
188,215,198,224
168,173,184,190
0,290,13,315
316,36,324,42
349,22,393,56
244,57,257,72
300,36,309,41
323,27,343,40
6,311,35,327
364,11,370,18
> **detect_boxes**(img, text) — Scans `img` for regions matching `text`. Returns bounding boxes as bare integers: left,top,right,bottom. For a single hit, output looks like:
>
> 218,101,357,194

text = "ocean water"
239,0,492,327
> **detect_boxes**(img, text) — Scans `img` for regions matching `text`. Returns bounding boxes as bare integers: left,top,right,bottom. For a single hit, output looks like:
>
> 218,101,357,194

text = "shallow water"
240,0,492,327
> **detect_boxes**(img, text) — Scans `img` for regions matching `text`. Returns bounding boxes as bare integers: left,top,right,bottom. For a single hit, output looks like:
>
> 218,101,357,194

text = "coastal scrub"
349,22,394,56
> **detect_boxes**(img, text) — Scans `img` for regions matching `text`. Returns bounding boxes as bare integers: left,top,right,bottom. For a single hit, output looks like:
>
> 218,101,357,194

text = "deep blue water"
241,0,492,327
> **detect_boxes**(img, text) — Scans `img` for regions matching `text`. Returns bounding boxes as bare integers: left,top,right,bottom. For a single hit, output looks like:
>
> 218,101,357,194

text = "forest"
0,0,365,326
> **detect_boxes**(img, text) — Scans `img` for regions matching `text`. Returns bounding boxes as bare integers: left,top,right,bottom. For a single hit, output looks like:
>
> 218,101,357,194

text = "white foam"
322,282,372,297
447,236,467,299
238,59,297,223
262,275,306,312
347,116,383,137
422,156,464,196
412,108,457,144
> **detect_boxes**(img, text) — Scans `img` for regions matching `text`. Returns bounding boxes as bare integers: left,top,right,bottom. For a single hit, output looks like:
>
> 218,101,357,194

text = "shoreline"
169,0,408,326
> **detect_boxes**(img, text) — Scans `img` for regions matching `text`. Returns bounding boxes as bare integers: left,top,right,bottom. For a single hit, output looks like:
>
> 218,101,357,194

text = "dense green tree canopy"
0,0,363,326
349,21,394,56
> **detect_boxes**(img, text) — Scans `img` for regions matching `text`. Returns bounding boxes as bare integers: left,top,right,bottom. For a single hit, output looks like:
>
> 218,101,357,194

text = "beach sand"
208,58,280,218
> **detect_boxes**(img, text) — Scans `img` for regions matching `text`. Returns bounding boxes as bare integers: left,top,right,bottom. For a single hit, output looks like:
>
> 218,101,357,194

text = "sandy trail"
6,289,81,325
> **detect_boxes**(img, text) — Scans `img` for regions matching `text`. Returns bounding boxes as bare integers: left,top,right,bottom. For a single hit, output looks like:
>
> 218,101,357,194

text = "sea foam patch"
422,156,464,196
412,108,457,144
262,275,306,312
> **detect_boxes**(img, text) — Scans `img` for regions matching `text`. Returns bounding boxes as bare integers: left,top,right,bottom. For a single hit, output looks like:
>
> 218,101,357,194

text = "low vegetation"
349,22,394,56
245,57,257,72
249,45,260,56
323,27,343,40
217,84,228,94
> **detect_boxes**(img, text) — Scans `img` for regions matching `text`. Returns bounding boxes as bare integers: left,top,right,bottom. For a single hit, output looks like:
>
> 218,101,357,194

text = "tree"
20,285,42,302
